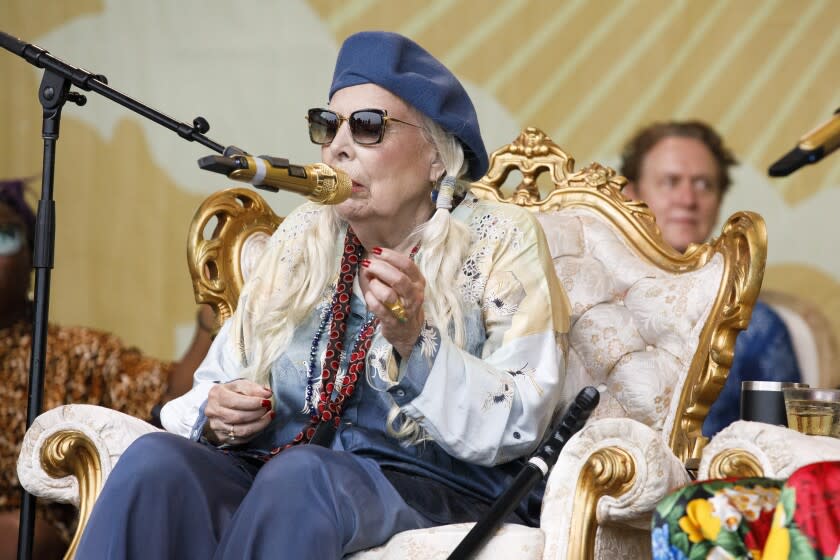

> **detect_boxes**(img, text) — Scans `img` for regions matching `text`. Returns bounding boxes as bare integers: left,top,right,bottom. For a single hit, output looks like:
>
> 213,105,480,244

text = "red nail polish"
270,411,276,420
361,258,371,268
261,399,272,409
372,247,382,255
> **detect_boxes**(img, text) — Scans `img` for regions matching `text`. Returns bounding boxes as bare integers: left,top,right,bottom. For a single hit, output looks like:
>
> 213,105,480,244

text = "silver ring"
227,424,236,443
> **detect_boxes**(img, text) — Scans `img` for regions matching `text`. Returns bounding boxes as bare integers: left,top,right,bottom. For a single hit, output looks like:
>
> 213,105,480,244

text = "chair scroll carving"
187,187,283,331
40,431,104,560
707,448,764,479
671,212,766,468
567,446,636,560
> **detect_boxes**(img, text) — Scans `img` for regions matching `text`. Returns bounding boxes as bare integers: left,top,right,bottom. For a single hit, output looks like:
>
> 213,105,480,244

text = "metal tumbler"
740,381,809,427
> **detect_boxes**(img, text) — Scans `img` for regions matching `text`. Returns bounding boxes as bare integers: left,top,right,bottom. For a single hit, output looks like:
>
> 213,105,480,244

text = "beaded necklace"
270,227,420,455
269,228,367,453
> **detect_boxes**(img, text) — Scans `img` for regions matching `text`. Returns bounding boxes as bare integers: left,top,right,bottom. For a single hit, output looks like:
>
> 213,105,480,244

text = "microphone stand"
447,387,600,560
0,30,227,560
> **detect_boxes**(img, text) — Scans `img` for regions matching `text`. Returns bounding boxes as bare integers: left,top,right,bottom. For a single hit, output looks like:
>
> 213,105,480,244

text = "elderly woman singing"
77,31,570,559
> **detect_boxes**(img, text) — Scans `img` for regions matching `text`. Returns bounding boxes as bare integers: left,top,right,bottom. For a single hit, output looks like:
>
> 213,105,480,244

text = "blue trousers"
76,432,436,559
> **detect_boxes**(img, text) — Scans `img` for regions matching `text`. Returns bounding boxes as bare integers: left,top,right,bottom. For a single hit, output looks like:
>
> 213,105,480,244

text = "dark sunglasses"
306,108,422,145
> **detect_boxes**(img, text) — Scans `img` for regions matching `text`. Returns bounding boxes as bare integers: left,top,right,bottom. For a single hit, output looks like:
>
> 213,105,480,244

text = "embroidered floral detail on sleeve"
460,194,479,209
482,382,514,410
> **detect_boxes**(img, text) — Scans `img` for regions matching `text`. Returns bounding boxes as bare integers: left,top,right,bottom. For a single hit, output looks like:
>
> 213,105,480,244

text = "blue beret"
329,31,488,181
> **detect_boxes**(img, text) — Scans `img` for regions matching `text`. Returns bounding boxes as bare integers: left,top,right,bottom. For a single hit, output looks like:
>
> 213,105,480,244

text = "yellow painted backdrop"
2,0,839,362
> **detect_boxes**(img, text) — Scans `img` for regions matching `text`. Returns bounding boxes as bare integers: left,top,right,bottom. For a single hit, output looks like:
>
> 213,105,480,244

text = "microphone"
447,386,600,560
198,151,351,205
769,107,840,177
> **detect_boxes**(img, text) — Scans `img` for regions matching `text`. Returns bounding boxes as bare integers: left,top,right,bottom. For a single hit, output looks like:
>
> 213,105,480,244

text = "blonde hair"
239,116,473,445
384,114,472,443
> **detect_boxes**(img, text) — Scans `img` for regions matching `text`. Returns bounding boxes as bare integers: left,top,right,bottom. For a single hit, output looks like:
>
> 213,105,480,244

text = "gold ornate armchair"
18,127,767,559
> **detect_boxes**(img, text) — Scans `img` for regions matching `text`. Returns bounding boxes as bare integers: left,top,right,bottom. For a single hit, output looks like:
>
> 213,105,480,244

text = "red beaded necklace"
267,228,374,457
269,227,419,457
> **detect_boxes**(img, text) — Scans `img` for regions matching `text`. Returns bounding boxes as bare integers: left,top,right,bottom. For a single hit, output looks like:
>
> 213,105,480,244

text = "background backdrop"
2,0,839,366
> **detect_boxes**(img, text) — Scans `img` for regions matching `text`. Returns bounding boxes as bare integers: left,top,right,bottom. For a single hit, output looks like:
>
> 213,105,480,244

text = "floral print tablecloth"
652,461,840,559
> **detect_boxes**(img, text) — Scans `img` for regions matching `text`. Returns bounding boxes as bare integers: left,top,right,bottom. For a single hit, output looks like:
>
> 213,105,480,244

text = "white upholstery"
349,523,544,560
541,418,690,557
540,209,720,439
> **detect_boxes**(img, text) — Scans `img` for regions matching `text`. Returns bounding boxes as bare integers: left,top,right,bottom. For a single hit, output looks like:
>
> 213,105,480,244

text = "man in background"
619,120,802,437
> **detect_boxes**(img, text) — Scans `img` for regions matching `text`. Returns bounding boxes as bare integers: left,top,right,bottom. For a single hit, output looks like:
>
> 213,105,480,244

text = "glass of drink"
782,387,840,437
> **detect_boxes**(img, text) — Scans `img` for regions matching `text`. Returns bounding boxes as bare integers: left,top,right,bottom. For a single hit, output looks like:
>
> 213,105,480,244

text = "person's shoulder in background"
736,300,802,379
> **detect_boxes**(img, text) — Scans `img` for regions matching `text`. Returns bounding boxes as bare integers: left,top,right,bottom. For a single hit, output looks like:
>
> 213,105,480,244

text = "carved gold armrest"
17,405,160,560
540,418,690,560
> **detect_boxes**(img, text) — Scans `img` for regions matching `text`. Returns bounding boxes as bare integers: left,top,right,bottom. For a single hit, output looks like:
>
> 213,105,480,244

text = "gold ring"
387,298,408,323
227,424,236,442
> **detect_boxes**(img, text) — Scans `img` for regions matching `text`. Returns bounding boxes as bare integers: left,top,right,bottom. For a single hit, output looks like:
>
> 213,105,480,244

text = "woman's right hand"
203,380,274,445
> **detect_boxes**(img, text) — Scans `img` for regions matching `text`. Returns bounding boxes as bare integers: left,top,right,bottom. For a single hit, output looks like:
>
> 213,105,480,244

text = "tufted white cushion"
607,350,682,431
570,303,648,382
536,208,721,435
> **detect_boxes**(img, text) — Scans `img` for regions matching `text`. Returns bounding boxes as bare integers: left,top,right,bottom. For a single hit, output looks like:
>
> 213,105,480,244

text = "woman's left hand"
361,247,425,359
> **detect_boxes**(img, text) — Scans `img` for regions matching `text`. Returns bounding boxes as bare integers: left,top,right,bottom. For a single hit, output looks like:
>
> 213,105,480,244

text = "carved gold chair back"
469,127,765,471
188,187,283,329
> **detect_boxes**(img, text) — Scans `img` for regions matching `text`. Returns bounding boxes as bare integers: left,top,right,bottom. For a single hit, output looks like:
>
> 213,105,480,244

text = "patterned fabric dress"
653,461,840,559
0,319,170,543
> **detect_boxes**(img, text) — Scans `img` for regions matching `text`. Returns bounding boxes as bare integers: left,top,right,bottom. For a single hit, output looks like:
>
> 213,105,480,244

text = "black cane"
447,386,600,560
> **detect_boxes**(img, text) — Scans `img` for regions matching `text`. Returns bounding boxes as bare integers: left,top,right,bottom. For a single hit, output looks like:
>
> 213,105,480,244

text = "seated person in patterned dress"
0,179,215,559
75,31,570,559
619,121,801,437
